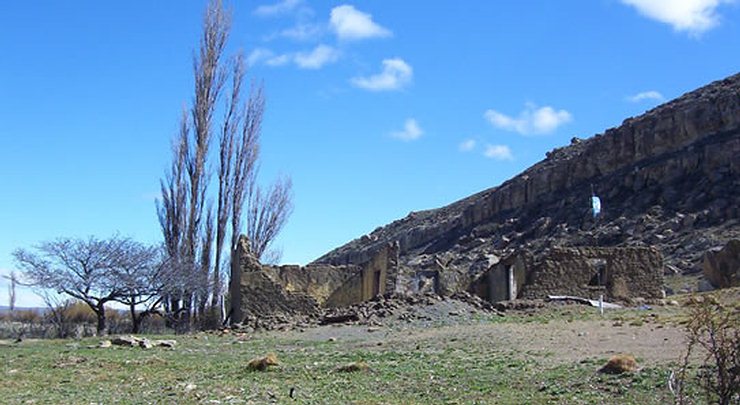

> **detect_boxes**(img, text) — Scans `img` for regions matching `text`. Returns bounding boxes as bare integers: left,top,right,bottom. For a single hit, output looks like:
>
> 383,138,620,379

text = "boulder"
138,338,153,349
703,239,740,288
155,340,177,348
111,335,139,347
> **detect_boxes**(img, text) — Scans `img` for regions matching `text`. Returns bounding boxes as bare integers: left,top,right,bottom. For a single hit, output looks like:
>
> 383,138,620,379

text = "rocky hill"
314,73,740,292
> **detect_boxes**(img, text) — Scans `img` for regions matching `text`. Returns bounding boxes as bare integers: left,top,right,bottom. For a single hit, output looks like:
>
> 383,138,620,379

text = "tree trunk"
132,315,142,334
96,304,107,336
129,302,140,334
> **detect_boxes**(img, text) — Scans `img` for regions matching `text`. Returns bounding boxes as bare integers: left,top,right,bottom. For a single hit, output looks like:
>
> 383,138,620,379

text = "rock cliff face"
314,73,740,293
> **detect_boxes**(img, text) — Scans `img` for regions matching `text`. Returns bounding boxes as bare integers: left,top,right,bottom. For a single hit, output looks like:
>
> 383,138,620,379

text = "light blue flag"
592,195,602,218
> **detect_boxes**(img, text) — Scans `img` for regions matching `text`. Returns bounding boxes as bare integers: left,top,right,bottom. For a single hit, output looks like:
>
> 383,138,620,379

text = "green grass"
0,330,704,404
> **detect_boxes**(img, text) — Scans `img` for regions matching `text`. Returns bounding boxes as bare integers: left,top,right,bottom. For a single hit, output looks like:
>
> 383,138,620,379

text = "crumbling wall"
231,238,398,322
230,238,320,323
238,270,319,318
520,247,664,300
263,264,358,305
470,252,532,302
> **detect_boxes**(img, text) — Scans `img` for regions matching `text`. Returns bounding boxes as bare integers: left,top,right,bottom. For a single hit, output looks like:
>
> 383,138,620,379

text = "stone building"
228,236,398,324
470,246,664,302
520,246,664,300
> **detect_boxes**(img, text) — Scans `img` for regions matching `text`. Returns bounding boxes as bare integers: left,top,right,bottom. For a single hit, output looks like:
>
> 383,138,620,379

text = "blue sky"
1,0,739,307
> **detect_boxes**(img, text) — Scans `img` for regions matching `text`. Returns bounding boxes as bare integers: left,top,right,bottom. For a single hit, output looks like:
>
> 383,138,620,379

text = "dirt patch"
274,305,689,366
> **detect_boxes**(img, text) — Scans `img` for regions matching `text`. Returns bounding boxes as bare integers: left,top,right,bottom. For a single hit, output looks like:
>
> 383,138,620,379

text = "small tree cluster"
157,0,292,329
13,236,169,335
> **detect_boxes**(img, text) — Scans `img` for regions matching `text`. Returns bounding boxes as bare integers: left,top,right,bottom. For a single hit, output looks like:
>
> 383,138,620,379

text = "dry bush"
8,309,43,324
247,353,279,372
62,301,97,324
672,295,739,405
599,354,638,374
336,361,371,373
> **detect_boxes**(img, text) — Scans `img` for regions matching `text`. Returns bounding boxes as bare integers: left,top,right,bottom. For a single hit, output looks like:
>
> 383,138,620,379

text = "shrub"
672,295,739,405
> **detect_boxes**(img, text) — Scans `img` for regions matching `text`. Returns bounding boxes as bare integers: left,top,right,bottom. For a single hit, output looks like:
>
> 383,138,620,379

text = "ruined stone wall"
520,247,664,300
263,264,359,305
230,239,398,321
230,237,320,323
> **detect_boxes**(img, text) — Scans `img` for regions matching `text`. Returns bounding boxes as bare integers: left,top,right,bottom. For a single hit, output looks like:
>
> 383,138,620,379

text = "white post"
599,294,604,316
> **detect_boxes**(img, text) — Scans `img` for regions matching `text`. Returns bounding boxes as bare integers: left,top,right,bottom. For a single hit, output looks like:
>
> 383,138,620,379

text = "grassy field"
0,335,695,404
2,299,720,405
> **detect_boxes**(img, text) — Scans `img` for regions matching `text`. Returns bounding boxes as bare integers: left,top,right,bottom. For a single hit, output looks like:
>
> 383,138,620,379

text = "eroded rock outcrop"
314,73,740,294
703,239,740,288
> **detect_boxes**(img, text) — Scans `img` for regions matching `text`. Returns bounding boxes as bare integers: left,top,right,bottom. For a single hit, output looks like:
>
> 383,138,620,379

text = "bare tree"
36,291,76,339
157,109,189,325
247,175,293,262
197,205,215,320
109,240,171,334
13,236,124,335
211,53,243,310
3,271,17,310
180,0,230,325
159,0,294,327
230,80,263,256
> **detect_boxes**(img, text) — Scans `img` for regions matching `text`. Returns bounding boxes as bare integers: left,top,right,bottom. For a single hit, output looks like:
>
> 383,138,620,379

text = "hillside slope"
314,73,740,290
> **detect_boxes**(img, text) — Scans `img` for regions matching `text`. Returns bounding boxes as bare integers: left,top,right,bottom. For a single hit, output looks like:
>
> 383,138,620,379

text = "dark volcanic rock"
313,73,740,289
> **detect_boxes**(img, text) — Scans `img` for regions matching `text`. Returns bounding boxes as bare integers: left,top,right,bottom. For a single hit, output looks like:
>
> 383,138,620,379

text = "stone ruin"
435,246,664,303
518,246,664,301
229,234,665,323
228,236,399,323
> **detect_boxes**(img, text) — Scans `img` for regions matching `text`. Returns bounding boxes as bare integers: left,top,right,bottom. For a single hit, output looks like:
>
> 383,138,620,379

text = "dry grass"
600,354,639,374
335,361,371,373
246,352,279,371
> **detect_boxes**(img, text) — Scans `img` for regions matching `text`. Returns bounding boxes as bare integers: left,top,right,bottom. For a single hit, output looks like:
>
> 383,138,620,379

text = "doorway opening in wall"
587,258,608,287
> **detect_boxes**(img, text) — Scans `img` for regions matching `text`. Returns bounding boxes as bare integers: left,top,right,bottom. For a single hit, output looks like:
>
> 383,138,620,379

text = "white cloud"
459,139,476,152
620,0,732,35
254,0,303,17
247,48,273,65
483,145,514,161
351,58,413,91
294,45,340,69
247,48,292,67
484,103,572,135
627,90,665,102
391,119,423,141
278,23,323,41
330,5,392,40
266,54,292,67
248,45,338,69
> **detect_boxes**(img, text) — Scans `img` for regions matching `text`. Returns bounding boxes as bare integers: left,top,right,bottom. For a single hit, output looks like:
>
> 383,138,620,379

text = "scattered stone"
109,335,174,349
155,340,177,348
138,338,153,349
320,313,360,325
111,335,139,347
